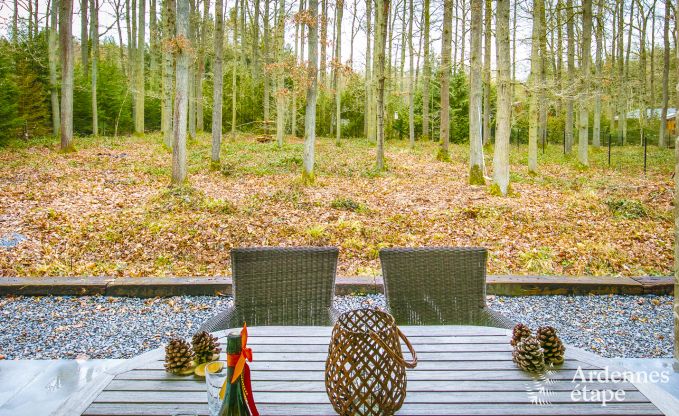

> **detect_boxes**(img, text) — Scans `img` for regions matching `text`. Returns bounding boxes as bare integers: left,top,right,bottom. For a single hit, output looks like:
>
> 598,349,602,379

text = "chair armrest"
199,305,237,333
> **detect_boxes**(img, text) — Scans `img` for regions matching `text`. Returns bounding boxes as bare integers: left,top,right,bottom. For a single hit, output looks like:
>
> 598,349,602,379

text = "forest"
0,0,676,277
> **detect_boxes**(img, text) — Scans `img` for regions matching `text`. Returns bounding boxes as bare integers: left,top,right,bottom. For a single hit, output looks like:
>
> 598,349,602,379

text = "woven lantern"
325,308,418,416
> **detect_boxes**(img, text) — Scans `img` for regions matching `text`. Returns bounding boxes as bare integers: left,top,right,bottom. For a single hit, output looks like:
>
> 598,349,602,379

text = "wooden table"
56,326,676,416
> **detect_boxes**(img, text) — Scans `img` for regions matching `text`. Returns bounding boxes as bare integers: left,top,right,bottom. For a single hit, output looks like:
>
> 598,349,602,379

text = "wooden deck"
56,326,675,416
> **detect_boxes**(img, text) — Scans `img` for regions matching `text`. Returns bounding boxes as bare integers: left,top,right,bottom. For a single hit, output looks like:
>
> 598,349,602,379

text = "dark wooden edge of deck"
0,275,673,297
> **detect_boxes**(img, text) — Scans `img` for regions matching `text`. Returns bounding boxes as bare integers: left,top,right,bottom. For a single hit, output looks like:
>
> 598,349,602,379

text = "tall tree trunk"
593,0,603,148
439,0,453,159
188,0,196,139
422,0,430,140
375,0,389,170
291,0,302,137
349,0,357,69
253,0,260,73
578,0,591,166
622,0,634,143
617,0,624,143
212,0,225,163
460,0,466,69
231,0,239,139
365,0,373,139
565,0,574,153
528,0,543,172
482,0,491,146
195,0,208,132
494,0,511,195
303,0,319,181
172,0,190,184
135,0,146,135
650,6,656,112
636,1,648,146
49,0,61,136
60,0,74,151
263,0,271,122
149,0,159,90
511,0,517,100
469,0,484,184
81,0,88,77
334,0,343,145
91,0,99,136
162,0,176,148
320,0,328,85
399,0,406,92
407,0,415,148
13,0,18,42
660,0,670,146
276,0,287,147
674,0,679,147
453,0,458,74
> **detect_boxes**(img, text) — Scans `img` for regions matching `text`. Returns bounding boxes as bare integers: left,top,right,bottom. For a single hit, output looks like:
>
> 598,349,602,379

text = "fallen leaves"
0,133,674,278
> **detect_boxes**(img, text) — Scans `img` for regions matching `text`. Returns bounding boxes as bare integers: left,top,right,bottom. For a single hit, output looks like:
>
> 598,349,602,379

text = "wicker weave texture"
379,247,513,328
200,247,339,332
325,309,416,416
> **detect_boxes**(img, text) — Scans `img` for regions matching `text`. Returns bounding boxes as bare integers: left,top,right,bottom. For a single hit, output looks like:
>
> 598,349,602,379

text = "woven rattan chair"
379,247,513,328
200,247,339,332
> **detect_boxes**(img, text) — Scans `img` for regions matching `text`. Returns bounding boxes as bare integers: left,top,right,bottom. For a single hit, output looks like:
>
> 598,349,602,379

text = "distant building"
614,108,677,136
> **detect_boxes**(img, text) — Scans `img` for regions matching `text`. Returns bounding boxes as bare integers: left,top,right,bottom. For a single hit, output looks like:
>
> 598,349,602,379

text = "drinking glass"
205,361,227,416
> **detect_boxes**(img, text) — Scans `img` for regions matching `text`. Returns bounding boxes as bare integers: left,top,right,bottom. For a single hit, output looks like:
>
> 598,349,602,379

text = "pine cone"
510,323,532,347
192,331,222,364
164,338,195,375
537,326,566,365
512,335,546,373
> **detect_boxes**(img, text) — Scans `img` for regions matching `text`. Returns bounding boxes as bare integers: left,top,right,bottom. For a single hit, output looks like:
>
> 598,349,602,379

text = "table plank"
95,390,652,405
83,402,664,416
79,325,665,416
115,368,599,382
106,379,637,392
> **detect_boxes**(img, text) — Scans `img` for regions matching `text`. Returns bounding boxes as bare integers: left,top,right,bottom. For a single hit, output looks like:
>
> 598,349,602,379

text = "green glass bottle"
218,332,253,416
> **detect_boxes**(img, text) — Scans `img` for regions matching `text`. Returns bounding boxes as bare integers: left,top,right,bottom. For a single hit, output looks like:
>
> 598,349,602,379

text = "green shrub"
330,197,365,212
604,198,648,219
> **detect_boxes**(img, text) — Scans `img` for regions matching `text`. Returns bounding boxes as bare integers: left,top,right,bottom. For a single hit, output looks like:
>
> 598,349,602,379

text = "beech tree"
59,0,74,151
91,0,99,136
211,0,225,164
303,0,319,182
48,0,60,136
469,0,484,184
162,0,176,148
172,0,190,184
375,0,390,171
528,0,543,172
334,0,344,146
135,0,146,135
577,0,592,166
493,0,511,195
439,0,453,160
422,0,430,141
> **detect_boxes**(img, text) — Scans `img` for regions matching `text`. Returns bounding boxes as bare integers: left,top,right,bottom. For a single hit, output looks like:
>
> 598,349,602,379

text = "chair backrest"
231,246,339,326
379,247,488,325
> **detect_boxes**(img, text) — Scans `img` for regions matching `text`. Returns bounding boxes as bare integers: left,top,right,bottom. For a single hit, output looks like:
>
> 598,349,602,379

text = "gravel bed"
0,294,673,360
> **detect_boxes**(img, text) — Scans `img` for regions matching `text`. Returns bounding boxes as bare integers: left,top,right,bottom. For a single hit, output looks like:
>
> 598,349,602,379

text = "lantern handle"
369,327,418,369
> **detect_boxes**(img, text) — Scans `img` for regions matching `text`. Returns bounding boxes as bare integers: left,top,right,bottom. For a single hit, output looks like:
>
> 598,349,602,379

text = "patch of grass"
202,197,236,214
330,197,366,212
604,198,648,219
305,224,328,243
520,247,555,274
153,185,235,214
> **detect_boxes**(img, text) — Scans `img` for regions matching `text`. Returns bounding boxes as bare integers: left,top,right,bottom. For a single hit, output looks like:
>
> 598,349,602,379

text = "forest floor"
0,133,674,278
